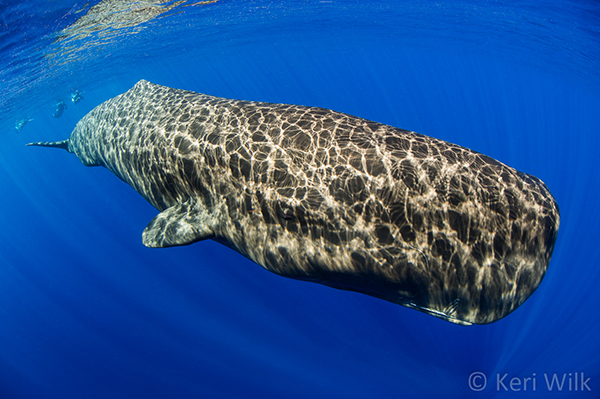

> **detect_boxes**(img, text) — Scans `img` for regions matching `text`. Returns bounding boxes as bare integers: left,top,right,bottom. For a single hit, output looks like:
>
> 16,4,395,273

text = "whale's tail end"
26,139,71,152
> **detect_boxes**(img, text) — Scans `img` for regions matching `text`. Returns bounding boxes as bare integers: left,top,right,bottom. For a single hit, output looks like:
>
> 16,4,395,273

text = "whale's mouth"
404,300,473,326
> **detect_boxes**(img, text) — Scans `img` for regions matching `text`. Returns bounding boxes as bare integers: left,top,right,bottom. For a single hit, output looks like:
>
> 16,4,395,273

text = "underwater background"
1,0,599,398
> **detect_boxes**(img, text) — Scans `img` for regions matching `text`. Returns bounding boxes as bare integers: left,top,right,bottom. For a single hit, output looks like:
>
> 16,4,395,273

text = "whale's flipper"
142,200,218,248
26,140,71,152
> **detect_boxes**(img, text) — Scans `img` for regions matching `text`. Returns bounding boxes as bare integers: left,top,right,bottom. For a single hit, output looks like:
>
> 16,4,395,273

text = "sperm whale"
27,79,560,325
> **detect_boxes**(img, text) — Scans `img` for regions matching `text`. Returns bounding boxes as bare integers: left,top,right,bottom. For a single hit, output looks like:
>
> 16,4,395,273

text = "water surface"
1,1,599,398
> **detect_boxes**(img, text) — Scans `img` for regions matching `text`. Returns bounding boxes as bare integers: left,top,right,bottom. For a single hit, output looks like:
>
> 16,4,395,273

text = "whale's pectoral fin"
142,200,217,248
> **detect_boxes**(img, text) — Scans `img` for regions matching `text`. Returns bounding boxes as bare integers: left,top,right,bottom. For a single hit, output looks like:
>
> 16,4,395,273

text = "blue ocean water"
1,0,599,398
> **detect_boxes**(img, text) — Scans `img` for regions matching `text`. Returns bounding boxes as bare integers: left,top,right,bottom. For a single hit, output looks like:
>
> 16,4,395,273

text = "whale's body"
28,80,560,325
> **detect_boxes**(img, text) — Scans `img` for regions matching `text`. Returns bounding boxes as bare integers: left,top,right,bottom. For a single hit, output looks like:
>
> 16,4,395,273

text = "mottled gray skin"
28,80,560,325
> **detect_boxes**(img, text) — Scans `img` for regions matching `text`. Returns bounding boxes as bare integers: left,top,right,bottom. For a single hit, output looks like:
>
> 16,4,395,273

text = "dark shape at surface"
50,0,219,57
27,80,560,325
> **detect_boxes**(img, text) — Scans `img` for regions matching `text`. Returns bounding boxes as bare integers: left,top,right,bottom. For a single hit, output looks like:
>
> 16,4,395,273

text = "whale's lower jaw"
226,240,529,326
266,268,477,325
212,208,551,326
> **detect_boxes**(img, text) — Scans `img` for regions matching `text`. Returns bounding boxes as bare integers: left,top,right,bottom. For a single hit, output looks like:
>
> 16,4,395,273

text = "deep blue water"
1,1,599,398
